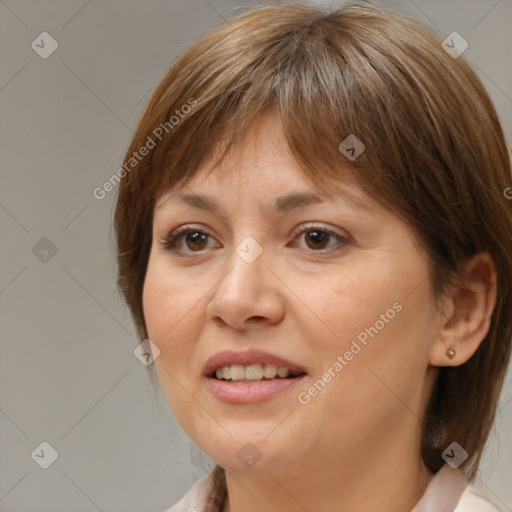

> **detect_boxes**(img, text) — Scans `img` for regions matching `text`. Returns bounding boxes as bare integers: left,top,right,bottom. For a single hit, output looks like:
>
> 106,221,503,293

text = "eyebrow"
157,190,373,215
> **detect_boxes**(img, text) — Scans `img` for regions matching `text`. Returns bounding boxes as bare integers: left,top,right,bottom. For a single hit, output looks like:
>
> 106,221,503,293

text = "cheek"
142,260,199,421
143,259,186,378
311,269,435,418
142,263,167,341
142,257,206,378
143,257,192,340
301,249,433,376
302,262,404,348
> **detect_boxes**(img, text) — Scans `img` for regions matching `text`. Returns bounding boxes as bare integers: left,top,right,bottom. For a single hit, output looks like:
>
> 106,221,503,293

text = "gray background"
1,0,511,511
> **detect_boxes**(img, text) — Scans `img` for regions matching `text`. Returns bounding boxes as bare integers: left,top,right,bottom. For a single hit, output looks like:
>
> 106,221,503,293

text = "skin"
143,112,497,512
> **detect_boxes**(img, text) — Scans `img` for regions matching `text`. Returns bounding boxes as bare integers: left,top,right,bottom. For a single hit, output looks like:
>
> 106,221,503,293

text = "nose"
206,239,285,330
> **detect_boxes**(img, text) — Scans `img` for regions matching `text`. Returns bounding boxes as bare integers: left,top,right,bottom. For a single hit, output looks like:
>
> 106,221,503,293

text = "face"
143,113,442,479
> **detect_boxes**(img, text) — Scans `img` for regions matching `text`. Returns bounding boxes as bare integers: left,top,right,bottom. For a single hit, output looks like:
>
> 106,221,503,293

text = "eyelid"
159,224,216,253
160,222,350,255
289,222,346,240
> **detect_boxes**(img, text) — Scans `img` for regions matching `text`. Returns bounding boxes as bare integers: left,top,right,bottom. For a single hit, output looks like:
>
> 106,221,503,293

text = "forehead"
156,178,376,217
156,112,370,212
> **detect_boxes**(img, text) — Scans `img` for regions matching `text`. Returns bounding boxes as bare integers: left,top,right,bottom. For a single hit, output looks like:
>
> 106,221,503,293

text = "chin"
192,425,303,475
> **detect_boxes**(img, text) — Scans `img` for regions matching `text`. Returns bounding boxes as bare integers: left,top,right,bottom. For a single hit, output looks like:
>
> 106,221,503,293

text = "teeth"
263,364,278,378
277,367,289,378
245,364,264,380
214,363,294,381
231,364,246,380
215,367,227,380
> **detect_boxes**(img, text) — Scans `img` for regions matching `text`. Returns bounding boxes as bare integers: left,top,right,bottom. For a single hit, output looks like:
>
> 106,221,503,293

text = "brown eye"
162,224,349,257
162,228,213,254
303,229,331,250
291,224,349,253
182,231,209,251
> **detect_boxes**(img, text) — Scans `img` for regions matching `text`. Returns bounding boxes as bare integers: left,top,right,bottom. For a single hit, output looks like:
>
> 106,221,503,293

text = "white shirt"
163,464,502,512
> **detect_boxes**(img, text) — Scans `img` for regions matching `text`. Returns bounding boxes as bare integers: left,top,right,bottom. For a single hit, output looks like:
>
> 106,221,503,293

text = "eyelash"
160,223,350,256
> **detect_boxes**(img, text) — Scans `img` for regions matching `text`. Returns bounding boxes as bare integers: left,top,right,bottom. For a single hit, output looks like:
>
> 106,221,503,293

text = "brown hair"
114,1,512,482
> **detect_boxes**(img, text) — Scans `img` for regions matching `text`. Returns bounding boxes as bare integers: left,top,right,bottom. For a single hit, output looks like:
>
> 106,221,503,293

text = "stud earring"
446,347,456,360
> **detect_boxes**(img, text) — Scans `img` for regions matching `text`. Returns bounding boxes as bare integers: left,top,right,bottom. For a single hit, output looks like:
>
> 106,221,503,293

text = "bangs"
136,6,400,210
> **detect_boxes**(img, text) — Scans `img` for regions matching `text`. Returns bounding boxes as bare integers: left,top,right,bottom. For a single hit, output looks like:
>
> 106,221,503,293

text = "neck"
222,430,434,512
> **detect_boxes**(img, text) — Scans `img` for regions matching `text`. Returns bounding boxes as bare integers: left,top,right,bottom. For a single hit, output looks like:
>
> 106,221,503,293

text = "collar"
411,464,469,512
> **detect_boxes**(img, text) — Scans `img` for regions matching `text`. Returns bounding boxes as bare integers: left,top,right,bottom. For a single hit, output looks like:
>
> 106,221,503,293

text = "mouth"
203,350,308,403
204,353,308,404
203,349,308,382
210,363,306,383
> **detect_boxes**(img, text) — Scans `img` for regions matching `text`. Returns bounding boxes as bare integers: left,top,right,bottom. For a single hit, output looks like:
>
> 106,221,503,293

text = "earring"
446,347,456,360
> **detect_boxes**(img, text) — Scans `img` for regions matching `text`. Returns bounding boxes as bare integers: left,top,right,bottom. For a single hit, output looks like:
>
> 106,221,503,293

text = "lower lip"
205,375,306,404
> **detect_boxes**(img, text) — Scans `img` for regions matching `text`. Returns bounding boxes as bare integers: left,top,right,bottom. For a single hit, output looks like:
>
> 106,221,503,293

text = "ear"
430,252,497,367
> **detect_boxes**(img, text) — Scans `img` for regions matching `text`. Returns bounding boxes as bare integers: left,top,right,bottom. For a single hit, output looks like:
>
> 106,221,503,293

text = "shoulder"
162,470,215,512
455,483,502,512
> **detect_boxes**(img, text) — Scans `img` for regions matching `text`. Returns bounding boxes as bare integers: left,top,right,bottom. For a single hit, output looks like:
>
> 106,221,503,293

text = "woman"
113,2,512,511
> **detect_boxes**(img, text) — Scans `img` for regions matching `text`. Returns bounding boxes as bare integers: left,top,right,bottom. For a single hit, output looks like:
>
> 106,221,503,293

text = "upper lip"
203,349,308,377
